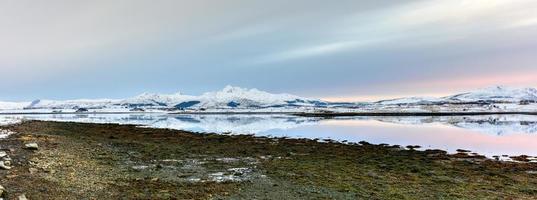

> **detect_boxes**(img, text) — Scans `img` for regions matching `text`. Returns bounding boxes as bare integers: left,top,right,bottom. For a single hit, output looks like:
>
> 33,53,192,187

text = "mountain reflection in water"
1,114,536,157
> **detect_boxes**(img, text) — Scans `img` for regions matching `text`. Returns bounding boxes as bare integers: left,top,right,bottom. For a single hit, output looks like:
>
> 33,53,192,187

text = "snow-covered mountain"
120,92,193,108
7,86,327,112
0,101,29,110
445,86,537,103
117,86,327,110
377,86,537,105
376,97,442,105
1,85,536,113
25,99,120,110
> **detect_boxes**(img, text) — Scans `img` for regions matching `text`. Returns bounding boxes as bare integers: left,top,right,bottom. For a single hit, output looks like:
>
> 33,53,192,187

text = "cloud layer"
1,0,536,101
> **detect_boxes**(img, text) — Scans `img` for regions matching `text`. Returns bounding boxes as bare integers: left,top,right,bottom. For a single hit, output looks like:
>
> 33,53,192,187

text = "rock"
0,184,5,197
0,151,6,158
18,194,27,200
0,161,11,170
24,143,38,150
29,168,38,174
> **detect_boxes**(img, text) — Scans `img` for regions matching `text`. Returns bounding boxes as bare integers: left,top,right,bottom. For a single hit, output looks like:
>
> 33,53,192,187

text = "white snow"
0,129,14,139
446,86,537,102
0,101,29,110
195,85,308,108
26,99,121,109
121,92,194,107
0,116,22,126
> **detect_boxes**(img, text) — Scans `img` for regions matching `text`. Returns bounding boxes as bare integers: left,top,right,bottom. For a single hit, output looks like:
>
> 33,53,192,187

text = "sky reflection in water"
1,114,536,157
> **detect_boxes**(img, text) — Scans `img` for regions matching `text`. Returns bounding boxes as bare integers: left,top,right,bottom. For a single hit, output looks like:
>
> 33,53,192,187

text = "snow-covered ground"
0,116,21,126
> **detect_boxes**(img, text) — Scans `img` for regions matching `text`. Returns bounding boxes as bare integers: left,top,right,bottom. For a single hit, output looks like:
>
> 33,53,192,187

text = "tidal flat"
1,121,537,199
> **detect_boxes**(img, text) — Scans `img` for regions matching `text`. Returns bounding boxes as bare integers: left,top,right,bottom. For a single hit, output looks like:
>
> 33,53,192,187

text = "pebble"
29,168,38,174
0,151,6,158
0,184,5,197
24,143,39,150
18,194,27,200
0,161,11,170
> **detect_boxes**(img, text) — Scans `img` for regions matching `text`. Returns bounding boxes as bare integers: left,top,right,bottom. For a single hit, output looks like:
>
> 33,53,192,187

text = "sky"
1,0,537,102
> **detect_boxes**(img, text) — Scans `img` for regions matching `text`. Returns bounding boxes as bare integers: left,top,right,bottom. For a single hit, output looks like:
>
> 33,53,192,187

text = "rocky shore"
0,121,537,199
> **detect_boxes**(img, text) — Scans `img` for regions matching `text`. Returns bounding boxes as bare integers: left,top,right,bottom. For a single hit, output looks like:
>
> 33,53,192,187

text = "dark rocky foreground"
0,121,537,199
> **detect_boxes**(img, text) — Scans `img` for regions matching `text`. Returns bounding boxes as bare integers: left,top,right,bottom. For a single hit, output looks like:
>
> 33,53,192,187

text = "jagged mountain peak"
200,86,306,102
118,86,322,109
221,85,248,93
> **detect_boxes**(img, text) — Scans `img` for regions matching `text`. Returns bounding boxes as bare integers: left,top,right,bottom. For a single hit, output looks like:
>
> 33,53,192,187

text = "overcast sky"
1,0,537,101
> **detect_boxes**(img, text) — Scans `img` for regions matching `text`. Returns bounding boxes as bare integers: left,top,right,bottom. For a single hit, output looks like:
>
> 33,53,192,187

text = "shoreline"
0,111,537,116
0,121,536,199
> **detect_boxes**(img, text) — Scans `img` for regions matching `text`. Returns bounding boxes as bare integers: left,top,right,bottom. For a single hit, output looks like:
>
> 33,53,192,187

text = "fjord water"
1,114,536,157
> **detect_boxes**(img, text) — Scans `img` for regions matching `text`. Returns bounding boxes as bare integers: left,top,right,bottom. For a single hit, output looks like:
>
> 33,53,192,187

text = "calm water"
1,114,537,157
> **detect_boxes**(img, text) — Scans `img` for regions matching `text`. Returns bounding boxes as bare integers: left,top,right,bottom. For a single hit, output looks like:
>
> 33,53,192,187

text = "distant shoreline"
1,111,537,116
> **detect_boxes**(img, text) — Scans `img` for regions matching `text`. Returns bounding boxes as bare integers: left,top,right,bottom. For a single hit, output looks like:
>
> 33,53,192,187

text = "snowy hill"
376,97,442,105
10,86,327,112
25,99,121,110
1,85,537,113
0,101,29,110
118,86,327,110
120,92,194,108
444,86,537,103
375,86,537,105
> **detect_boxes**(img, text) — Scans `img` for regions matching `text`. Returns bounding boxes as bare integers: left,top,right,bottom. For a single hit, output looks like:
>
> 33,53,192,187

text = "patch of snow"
0,101,29,110
0,129,14,139
0,116,22,126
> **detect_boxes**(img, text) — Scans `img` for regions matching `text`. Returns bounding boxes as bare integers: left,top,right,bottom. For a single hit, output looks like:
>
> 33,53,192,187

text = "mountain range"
0,85,536,113
377,86,537,105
